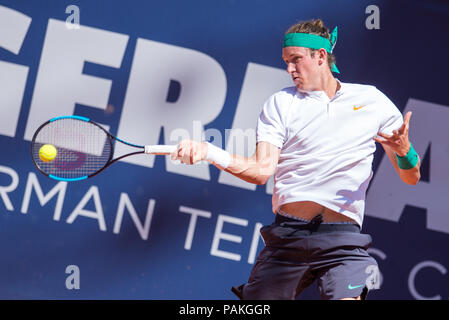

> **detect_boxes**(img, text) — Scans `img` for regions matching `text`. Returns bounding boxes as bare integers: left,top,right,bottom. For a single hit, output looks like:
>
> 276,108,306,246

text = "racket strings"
32,119,113,179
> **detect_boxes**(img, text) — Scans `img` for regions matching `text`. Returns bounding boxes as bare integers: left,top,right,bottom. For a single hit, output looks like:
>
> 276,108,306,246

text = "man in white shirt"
173,19,420,300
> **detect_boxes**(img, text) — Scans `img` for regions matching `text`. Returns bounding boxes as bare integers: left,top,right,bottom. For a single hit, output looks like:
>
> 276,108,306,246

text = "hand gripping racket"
30,115,177,182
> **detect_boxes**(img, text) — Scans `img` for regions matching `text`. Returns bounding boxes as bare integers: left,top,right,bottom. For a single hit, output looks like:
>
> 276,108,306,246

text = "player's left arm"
374,111,421,185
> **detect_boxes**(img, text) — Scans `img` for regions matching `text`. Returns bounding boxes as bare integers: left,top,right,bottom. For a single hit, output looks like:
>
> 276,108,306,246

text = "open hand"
374,111,412,157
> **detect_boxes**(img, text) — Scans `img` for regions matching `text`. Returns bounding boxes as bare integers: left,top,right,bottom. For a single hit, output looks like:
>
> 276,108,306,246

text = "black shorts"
232,213,379,300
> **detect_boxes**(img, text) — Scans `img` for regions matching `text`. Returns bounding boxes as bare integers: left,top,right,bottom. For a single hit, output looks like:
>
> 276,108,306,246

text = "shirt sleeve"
256,93,286,149
377,90,403,136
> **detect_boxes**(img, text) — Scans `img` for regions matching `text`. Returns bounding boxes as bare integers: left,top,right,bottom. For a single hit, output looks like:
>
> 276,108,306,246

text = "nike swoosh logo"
353,105,365,111
348,284,364,290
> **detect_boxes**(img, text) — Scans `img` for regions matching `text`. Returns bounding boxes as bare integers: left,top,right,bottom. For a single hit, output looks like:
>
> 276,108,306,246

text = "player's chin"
296,83,314,92
294,80,305,89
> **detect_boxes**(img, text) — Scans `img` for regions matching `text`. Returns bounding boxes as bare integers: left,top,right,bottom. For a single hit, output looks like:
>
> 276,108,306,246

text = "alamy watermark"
168,121,277,176
169,121,256,157
65,5,80,30
65,264,80,290
365,5,380,30
365,264,381,290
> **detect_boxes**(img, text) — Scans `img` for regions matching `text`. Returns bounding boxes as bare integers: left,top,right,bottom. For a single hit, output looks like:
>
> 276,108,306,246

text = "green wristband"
396,143,419,170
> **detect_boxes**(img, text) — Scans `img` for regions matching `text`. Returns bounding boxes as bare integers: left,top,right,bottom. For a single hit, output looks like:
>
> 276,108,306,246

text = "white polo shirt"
256,81,403,227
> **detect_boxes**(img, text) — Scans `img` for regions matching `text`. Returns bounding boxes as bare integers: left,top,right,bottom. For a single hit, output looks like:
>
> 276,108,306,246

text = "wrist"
395,143,411,158
205,142,231,169
395,142,419,170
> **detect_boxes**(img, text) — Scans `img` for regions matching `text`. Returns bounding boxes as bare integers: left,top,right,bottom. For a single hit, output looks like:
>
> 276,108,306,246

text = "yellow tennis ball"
39,144,57,162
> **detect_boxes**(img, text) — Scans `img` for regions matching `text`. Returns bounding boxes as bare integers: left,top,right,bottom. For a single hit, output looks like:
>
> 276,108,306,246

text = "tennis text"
0,166,264,264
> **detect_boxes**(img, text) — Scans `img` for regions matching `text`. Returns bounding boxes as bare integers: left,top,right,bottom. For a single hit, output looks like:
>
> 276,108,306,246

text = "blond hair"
285,19,336,72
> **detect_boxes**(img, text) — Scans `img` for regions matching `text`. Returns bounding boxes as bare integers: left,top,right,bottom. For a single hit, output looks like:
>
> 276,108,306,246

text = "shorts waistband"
275,212,360,233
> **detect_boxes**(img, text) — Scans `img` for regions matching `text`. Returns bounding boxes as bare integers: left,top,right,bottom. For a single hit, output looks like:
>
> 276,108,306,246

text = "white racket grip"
144,145,177,155
205,142,231,169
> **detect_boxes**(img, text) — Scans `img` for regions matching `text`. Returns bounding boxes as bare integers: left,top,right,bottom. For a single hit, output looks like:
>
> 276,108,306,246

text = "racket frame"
30,115,146,181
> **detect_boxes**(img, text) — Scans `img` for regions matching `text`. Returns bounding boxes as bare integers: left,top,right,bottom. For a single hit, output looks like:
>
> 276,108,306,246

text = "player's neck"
301,73,339,99
320,73,339,99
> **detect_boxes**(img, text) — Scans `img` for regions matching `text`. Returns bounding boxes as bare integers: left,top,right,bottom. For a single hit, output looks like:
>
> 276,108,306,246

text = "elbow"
405,179,419,186
254,162,276,185
404,172,421,186
411,175,421,186
254,175,271,185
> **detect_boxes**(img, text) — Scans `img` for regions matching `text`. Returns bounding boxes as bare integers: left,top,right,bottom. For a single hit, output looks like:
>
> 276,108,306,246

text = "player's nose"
286,62,296,74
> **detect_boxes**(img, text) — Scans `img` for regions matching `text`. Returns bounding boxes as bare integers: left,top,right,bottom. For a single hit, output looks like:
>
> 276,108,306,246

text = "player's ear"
318,48,327,62
315,48,326,67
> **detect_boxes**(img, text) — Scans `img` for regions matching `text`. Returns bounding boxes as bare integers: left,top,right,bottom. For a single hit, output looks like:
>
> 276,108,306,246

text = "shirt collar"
297,78,345,101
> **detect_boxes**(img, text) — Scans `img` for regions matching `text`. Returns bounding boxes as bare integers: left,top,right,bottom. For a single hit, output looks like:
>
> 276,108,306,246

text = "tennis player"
173,19,420,300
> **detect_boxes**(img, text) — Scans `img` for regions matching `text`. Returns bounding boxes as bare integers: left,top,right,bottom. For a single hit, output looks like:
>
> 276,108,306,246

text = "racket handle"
144,145,177,155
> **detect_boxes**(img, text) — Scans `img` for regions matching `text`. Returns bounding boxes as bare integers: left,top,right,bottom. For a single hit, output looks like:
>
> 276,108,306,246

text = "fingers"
182,142,192,164
374,132,400,146
376,132,392,140
179,140,193,164
377,126,406,143
392,130,402,141
373,137,395,148
404,111,412,125
379,111,412,138
172,140,204,165
375,111,413,155
398,111,412,134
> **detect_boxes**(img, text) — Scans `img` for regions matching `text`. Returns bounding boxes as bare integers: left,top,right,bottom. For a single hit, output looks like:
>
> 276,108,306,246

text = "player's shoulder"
341,81,396,109
341,81,391,99
341,81,380,95
264,86,297,107
271,86,298,100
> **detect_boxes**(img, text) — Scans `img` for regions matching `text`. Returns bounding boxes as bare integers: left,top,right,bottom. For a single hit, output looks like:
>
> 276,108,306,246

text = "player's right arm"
223,141,280,185
173,140,280,185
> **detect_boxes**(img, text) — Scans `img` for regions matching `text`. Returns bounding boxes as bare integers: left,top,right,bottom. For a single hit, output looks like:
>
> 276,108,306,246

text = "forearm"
395,142,421,185
206,141,279,185
398,159,421,185
219,154,275,185
173,140,279,185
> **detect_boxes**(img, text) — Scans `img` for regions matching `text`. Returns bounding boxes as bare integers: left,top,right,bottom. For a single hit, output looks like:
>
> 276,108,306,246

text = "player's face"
282,46,320,91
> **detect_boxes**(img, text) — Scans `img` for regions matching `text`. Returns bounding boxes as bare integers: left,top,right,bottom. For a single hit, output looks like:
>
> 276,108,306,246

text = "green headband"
283,26,340,73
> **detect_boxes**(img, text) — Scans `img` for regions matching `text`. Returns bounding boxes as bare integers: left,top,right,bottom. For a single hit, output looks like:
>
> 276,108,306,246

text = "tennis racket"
30,115,177,182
